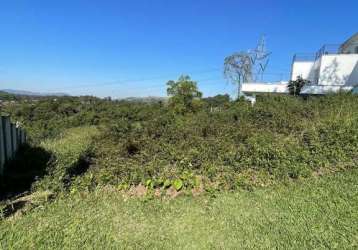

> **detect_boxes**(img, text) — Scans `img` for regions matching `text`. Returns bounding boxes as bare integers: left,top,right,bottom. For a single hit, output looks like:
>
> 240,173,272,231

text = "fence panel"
0,118,5,175
11,124,17,157
3,116,12,161
0,116,27,176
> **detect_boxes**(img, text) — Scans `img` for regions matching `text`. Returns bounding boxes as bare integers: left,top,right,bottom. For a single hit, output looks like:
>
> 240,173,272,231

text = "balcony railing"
293,43,358,63
292,54,317,62
315,44,341,58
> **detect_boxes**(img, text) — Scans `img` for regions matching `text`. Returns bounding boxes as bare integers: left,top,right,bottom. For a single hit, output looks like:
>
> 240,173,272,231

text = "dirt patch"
165,187,183,199
191,186,204,197
154,189,162,197
128,184,147,197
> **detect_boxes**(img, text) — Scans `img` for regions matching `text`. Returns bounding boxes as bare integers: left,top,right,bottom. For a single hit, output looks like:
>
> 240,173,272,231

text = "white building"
242,33,358,95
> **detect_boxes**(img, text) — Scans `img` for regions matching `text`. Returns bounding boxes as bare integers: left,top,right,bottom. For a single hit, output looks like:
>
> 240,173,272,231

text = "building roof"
340,33,358,50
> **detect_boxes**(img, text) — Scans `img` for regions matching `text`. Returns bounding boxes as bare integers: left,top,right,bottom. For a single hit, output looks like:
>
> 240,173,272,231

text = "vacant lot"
1,94,357,249
2,94,358,194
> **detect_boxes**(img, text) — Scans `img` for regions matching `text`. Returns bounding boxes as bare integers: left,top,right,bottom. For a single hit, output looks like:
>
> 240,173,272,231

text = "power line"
50,67,222,91
106,76,228,92
44,66,289,93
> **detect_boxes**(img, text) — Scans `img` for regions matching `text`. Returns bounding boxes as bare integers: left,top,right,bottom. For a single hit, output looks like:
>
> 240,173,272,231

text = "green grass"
33,126,99,192
1,169,357,249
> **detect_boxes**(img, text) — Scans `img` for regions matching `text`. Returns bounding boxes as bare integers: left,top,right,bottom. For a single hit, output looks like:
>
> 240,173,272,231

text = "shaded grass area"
0,145,52,200
33,126,99,193
1,169,357,249
0,126,98,203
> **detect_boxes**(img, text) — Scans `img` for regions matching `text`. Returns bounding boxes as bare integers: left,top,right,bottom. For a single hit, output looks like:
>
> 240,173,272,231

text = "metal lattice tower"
249,36,271,82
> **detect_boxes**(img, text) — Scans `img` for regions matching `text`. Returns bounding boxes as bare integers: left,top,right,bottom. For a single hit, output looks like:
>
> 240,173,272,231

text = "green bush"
3,93,358,193
84,93,358,190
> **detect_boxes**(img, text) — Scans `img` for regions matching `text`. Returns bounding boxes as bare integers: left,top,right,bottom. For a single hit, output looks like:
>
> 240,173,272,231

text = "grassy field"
1,169,357,249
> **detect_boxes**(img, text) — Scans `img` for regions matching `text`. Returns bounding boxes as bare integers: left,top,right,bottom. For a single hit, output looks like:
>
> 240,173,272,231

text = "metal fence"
315,44,341,57
292,53,317,62
293,43,358,64
0,116,27,176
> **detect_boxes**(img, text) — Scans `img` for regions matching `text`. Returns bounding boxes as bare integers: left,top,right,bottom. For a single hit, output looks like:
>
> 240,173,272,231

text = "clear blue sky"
0,0,357,98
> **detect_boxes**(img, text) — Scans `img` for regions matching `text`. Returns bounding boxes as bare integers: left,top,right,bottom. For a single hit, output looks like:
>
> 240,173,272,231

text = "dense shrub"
2,93,358,192
84,93,358,190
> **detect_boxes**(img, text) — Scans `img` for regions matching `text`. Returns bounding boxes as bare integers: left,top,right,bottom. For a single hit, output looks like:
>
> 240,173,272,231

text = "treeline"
1,81,231,143
0,91,18,101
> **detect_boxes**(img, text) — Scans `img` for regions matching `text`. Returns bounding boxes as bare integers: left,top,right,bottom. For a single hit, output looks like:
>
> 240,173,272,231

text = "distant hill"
122,96,168,103
1,89,69,97
0,90,17,101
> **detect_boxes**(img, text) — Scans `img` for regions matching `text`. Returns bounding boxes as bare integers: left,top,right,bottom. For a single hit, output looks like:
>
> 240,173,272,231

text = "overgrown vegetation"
1,87,357,249
1,92,357,196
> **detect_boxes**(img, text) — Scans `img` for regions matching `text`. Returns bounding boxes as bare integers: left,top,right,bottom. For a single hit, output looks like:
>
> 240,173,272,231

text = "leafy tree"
166,75,203,113
224,52,253,98
288,76,310,96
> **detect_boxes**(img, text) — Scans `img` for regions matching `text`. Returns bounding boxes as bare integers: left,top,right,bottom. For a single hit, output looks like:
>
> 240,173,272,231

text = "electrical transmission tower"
249,36,271,82
224,35,271,97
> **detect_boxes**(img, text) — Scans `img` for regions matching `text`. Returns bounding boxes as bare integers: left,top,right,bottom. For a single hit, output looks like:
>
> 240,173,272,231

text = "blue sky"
0,0,357,98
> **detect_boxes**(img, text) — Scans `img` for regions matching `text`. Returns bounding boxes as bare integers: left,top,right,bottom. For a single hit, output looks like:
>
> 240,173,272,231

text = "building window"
355,46,358,53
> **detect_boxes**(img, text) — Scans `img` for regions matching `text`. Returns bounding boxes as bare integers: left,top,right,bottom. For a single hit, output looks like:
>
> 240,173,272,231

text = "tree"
224,52,253,98
288,76,310,96
166,75,203,114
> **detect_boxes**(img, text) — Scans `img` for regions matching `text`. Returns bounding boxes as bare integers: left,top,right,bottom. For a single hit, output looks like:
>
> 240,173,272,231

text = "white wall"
291,61,315,82
242,82,288,94
318,54,358,86
311,57,322,84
